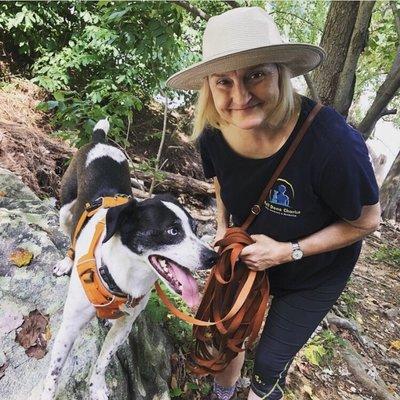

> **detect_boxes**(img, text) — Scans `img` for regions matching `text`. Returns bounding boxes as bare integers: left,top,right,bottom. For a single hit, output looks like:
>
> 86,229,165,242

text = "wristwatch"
291,241,303,260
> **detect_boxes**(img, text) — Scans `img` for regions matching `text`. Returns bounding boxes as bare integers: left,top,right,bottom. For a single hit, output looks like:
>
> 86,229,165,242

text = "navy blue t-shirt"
197,96,379,292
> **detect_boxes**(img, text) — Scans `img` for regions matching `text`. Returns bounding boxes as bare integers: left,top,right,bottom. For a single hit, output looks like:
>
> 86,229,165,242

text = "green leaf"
53,91,65,102
169,387,183,397
304,344,326,366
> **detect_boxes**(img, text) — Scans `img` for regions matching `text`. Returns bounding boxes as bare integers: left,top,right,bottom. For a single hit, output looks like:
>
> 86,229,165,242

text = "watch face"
292,249,303,260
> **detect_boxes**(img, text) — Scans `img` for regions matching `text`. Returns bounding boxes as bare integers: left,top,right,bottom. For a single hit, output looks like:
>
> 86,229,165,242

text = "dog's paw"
53,257,73,277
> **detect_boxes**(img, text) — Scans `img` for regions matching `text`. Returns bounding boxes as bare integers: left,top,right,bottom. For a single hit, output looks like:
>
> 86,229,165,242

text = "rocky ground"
281,222,400,400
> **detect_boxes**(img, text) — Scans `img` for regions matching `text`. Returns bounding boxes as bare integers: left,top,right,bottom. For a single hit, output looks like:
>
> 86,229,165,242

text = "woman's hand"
239,234,292,271
212,226,228,251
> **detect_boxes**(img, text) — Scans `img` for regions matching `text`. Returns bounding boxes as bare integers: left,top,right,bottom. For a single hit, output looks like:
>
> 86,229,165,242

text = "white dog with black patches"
41,119,217,400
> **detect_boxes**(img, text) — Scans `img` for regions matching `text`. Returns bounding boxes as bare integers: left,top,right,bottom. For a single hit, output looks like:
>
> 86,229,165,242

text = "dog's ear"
103,199,138,243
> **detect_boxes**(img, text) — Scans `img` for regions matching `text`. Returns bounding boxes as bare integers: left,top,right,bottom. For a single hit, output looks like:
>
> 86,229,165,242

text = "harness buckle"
85,197,103,211
82,270,94,283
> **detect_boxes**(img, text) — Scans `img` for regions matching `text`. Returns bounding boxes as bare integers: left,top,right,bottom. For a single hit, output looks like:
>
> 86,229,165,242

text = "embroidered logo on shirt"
264,179,301,217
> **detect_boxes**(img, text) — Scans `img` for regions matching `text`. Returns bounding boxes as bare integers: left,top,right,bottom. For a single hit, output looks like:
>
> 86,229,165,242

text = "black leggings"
250,278,349,399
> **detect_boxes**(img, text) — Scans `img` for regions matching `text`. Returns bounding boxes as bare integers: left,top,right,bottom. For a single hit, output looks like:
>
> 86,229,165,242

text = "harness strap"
76,218,144,319
68,195,131,261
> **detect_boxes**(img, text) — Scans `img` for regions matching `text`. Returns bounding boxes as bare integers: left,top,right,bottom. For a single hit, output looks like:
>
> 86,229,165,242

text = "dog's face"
103,195,217,307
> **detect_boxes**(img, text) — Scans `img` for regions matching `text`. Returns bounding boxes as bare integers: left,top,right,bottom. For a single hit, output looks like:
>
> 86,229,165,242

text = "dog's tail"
92,118,110,143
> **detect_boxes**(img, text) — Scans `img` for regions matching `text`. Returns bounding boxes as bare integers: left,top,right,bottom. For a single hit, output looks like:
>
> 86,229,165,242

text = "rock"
0,168,172,400
384,307,400,320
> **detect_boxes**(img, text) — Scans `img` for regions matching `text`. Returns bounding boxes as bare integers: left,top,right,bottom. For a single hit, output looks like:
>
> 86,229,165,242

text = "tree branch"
357,46,400,138
270,10,323,32
379,108,397,118
149,93,168,197
171,0,210,21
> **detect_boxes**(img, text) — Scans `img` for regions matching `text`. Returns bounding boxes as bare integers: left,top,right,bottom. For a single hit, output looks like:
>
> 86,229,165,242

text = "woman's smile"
230,102,262,111
208,63,280,131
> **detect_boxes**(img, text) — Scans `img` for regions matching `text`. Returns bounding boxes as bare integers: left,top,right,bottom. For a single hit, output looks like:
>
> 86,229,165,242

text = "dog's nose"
200,248,219,270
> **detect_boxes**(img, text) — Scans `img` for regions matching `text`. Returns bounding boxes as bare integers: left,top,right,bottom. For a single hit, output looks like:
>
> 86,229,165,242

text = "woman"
166,7,380,400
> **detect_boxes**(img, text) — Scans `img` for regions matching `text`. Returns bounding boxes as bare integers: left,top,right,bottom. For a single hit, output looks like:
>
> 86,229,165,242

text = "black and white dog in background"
40,119,217,400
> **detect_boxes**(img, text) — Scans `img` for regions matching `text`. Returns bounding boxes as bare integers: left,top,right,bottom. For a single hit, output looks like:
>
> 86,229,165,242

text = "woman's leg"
214,350,246,387
208,347,245,399
249,278,349,399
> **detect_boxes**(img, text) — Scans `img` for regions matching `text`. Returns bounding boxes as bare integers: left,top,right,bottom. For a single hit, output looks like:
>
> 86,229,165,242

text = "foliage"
267,0,328,45
304,329,345,367
1,0,399,143
339,289,358,319
146,284,193,352
370,244,400,267
0,1,186,145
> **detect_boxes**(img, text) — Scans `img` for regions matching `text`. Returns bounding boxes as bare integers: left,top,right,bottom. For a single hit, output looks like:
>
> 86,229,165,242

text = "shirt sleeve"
197,131,216,179
316,126,379,221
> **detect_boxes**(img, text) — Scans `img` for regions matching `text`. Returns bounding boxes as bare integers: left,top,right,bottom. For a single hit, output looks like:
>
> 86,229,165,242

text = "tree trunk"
333,1,375,116
380,150,400,221
312,1,360,107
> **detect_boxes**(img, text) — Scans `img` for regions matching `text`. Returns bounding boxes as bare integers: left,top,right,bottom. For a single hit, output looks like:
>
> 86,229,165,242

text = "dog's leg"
59,199,77,236
41,274,95,400
54,155,79,277
53,255,74,277
89,295,150,400
53,199,77,276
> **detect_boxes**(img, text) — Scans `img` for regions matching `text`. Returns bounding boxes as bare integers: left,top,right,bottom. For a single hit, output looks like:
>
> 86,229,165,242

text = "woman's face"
208,63,280,131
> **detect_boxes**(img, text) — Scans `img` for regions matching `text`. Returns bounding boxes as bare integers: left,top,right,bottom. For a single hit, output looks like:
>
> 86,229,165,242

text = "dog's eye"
167,227,179,236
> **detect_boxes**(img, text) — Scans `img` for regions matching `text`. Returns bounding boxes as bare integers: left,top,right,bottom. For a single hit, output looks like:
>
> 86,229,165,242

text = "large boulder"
0,167,172,400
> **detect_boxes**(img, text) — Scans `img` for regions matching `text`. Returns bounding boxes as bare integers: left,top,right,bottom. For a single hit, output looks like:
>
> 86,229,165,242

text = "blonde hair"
191,64,301,139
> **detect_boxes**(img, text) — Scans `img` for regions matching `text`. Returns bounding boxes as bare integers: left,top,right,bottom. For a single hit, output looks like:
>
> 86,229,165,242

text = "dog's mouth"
148,255,199,308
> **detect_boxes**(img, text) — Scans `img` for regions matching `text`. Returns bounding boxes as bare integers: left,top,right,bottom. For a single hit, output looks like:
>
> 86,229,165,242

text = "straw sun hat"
166,7,326,90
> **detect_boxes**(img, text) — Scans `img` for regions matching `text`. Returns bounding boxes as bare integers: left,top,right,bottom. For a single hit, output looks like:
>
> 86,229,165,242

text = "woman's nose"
231,81,252,108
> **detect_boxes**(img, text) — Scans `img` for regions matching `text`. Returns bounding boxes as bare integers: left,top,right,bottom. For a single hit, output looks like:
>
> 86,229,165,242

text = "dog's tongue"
170,264,200,308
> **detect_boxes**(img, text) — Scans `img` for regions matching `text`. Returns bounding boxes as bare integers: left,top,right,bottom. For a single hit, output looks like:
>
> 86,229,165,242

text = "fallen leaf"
304,344,326,366
0,191,6,197
171,375,178,389
389,340,400,351
15,309,49,359
9,248,33,267
44,324,51,341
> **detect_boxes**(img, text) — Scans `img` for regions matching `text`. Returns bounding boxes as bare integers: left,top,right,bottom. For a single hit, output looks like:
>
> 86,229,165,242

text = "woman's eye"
217,78,230,86
167,227,179,236
249,71,264,80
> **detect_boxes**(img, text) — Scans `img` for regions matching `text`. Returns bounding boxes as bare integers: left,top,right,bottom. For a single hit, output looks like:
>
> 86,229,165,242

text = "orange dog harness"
67,195,144,319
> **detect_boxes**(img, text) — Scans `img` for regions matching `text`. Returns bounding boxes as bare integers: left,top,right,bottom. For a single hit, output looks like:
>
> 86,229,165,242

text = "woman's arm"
240,202,381,270
214,177,230,242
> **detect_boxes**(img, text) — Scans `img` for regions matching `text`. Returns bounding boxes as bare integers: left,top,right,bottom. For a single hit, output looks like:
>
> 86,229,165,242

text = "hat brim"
166,44,326,90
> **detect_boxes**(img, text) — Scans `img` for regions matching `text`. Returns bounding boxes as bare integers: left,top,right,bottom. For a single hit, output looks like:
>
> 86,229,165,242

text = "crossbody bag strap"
241,102,323,231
